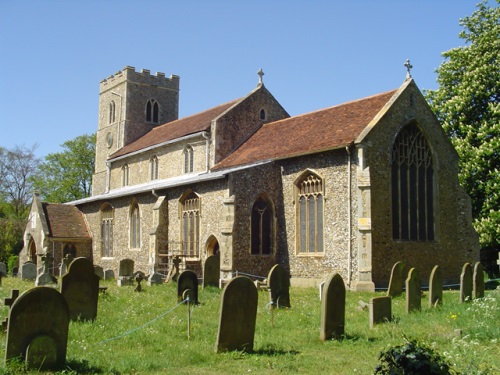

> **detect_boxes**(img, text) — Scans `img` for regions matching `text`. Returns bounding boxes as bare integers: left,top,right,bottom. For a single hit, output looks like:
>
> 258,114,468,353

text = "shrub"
7,255,18,276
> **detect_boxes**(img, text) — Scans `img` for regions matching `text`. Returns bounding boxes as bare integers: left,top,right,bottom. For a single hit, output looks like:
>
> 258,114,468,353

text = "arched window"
259,108,266,121
130,202,141,249
251,195,274,255
101,204,114,257
109,100,116,124
122,164,129,186
391,123,434,241
296,171,324,253
180,191,200,257
150,155,159,180
146,99,159,123
183,145,194,173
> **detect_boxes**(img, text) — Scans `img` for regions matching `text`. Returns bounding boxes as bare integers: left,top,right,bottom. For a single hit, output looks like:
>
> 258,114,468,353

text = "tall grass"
0,277,498,374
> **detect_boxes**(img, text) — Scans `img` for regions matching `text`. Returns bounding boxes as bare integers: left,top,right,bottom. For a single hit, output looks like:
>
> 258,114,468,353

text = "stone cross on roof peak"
257,68,264,85
404,59,413,80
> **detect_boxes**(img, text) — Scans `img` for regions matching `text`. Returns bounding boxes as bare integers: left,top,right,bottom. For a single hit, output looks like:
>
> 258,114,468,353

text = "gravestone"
387,261,405,297
60,257,99,321
0,262,7,277
203,255,220,288
117,259,134,286
460,263,473,303
1,290,20,331
5,287,69,370
171,256,182,282
429,265,443,307
268,264,291,308
35,254,57,286
320,273,346,341
405,268,421,313
104,269,115,280
94,265,104,280
21,262,37,281
134,271,146,292
369,296,392,328
59,254,74,278
215,276,258,353
177,270,199,304
473,262,485,299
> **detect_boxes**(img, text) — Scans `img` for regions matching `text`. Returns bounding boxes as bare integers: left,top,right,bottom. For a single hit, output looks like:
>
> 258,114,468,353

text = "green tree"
425,1,500,270
33,133,96,203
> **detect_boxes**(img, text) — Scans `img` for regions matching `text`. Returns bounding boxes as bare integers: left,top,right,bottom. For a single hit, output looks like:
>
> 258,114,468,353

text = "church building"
20,65,479,290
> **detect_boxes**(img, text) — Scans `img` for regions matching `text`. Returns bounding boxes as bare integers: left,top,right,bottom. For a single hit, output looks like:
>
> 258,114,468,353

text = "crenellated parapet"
100,66,180,92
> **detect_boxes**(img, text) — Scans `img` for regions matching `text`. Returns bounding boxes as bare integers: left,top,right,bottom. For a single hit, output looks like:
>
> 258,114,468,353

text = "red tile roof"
213,89,397,170
42,203,91,239
111,99,240,158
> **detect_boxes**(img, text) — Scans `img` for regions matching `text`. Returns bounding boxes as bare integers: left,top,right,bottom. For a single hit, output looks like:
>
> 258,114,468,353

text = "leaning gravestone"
117,259,134,286
21,262,37,281
405,268,421,313
387,261,405,297
60,257,99,321
203,255,220,288
94,265,104,280
473,262,485,299
5,287,69,370
460,263,473,303
35,254,57,286
177,270,199,304
320,273,345,340
268,264,291,308
215,276,258,353
369,296,392,328
429,265,443,307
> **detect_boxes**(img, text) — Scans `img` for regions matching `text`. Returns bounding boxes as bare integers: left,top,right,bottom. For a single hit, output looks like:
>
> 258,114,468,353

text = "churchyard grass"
0,277,498,374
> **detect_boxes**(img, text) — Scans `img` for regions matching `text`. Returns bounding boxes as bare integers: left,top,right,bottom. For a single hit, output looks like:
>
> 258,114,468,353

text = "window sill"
296,252,325,257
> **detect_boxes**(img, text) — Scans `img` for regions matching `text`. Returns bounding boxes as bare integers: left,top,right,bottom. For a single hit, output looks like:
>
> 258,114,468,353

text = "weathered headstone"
117,258,134,286
215,276,258,353
460,263,473,303
60,257,99,321
94,265,104,280
369,296,392,328
268,264,291,308
0,262,7,277
387,261,405,297
429,265,443,307
21,262,37,281
5,287,69,370
177,270,199,304
473,262,485,299
320,273,346,340
59,254,74,278
405,268,421,313
35,254,57,286
104,269,115,280
1,290,20,331
203,255,220,288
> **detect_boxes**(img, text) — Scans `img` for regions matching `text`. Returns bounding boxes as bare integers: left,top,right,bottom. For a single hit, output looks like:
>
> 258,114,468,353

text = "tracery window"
391,123,434,241
251,195,274,255
130,202,141,249
146,99,159,123
296,171,324,254
109,100,116,124
150,155,159,180
183,145,194,173
122,164,129,186
101,204,113,257
180,191,200,257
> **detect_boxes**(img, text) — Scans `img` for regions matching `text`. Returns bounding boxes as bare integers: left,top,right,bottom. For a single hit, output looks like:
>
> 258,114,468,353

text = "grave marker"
5,287,69,370
387,261,405,297
369,296,392,328
35,254,57,286
94,265,104,280
1,290,20,331
429,265,443,307
405,268,421,313
104,269,115,280
177,270,199,304
473,262,485,299
21,262,37,281
320,273,345,340
203,255,220,288
117,259,134,286
0,262,7,277
215,276,258,353
59,254,74,277
460,263,472,303
268,264,291,308
60,257,99,321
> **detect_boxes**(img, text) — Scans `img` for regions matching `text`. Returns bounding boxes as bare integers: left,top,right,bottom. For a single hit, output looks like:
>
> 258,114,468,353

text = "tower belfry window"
146,99,159,124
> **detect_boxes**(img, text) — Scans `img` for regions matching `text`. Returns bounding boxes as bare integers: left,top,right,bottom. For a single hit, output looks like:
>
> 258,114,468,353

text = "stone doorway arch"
29,241,37,266
206,235,220,257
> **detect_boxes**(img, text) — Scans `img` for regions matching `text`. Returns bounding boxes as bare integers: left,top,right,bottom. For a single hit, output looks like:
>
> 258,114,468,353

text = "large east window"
296,171,324,254
251,195,274,255
101,204,114,257
391,123,434,241
180,191,200,257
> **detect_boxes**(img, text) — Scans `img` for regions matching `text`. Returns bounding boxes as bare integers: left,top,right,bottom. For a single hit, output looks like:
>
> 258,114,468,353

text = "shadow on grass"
64,358,108,374
252,346,301,356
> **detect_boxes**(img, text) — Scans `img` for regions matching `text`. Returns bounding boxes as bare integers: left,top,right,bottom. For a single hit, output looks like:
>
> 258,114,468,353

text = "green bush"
7,255,18,276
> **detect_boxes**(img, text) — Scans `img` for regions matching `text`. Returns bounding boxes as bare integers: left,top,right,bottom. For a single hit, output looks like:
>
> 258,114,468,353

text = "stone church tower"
92,66,180,195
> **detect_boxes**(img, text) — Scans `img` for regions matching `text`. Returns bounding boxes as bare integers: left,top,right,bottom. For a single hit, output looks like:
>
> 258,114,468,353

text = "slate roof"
212,89,397,170
42,203,91,239
111,99,240,158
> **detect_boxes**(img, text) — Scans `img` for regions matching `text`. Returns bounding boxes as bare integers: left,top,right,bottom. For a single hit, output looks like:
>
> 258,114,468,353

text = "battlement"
100,66,180,92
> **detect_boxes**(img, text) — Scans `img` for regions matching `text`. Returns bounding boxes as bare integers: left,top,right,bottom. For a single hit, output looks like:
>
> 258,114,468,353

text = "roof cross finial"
404,59,413,80
257,68,264,85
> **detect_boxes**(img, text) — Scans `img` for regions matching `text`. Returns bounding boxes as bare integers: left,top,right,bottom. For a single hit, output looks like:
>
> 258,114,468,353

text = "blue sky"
0,1,482,158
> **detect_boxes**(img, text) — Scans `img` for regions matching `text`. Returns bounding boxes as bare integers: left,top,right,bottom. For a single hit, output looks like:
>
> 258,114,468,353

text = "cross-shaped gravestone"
2,289,20,331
